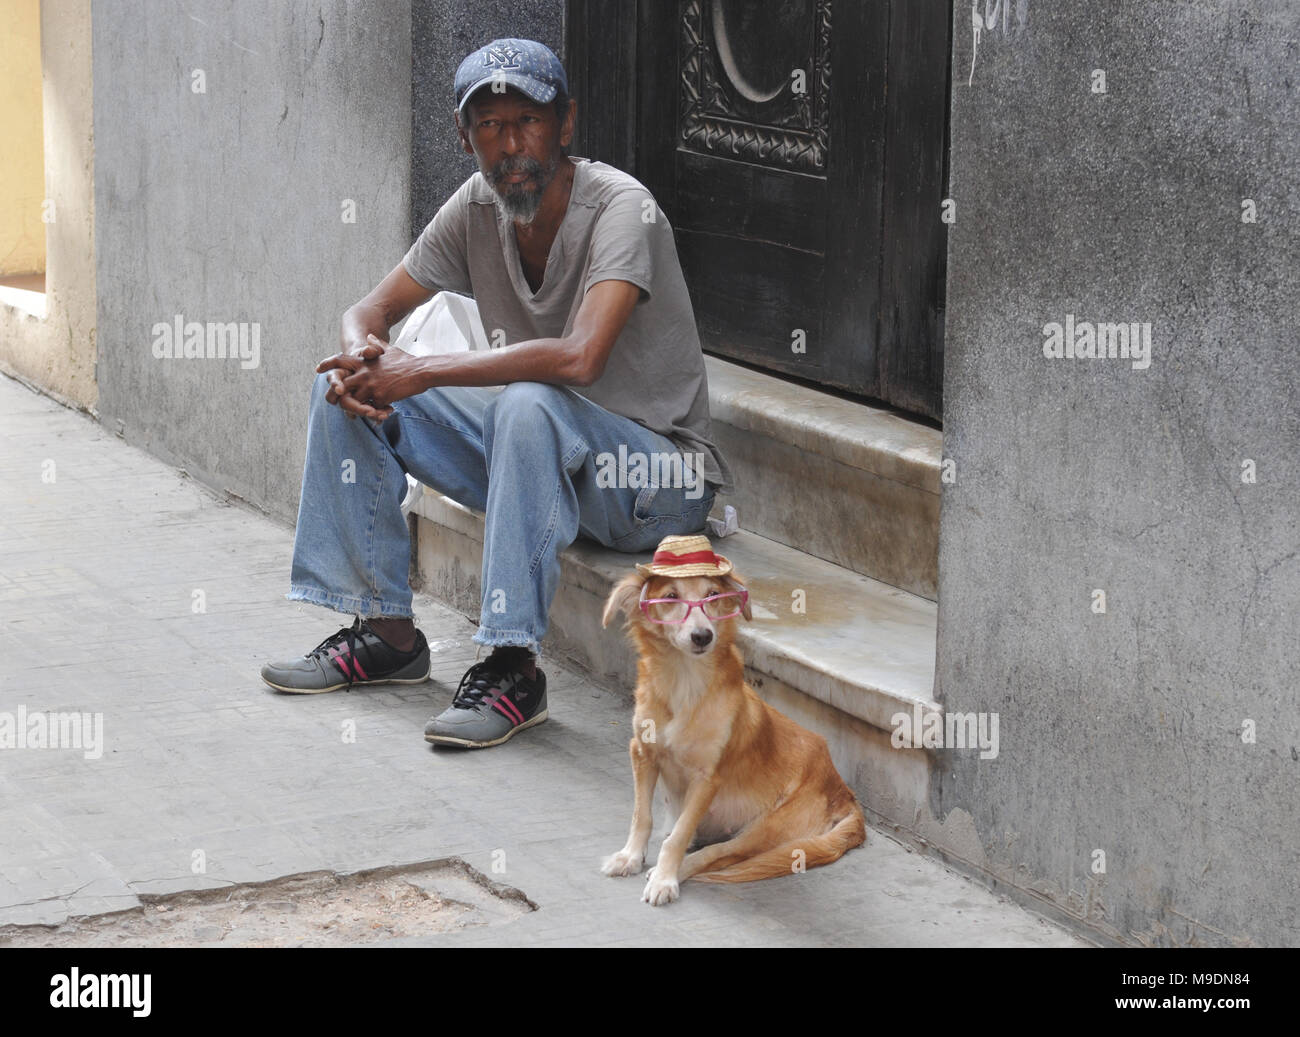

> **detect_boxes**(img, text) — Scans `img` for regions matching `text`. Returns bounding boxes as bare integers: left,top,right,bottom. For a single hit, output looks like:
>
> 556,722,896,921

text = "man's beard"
489,152,561,225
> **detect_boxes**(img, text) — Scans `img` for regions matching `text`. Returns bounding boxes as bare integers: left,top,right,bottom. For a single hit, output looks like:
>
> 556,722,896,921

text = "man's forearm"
341,301,393,350
415,336,592,390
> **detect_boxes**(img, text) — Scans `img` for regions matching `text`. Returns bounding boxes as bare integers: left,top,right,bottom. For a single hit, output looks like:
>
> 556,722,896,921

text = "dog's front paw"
600,848,645,877
640,868,680,906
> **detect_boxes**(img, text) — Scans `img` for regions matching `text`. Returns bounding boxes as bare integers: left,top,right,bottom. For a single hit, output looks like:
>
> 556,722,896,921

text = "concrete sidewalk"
0,373,1088,947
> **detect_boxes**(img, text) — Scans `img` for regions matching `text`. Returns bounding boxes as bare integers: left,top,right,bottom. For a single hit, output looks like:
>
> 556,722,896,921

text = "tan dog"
599,535,865,906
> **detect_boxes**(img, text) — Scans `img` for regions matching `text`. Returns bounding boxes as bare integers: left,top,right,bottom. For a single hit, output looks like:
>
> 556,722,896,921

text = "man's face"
458,87,572,226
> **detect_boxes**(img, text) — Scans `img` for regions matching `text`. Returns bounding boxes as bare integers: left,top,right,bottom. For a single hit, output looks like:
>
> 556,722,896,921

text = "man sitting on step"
261,38,734,748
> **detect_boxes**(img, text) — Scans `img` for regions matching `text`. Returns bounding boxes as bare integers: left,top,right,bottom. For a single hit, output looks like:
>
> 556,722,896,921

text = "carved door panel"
568,0,949,419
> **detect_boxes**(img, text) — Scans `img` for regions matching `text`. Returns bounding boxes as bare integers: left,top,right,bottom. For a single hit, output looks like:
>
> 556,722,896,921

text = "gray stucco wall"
939,1,1299,945
411,0,565,238
92,0,412,523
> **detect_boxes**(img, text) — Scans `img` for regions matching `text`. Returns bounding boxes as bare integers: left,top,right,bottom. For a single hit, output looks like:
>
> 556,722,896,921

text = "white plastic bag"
391,290,490,357
707,504,739,538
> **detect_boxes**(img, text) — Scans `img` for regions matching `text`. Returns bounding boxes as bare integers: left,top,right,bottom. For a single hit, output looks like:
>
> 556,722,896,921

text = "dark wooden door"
567,0,949,421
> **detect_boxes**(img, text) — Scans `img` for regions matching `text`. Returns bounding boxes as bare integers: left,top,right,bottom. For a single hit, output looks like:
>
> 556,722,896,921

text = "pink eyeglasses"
638,583,749,624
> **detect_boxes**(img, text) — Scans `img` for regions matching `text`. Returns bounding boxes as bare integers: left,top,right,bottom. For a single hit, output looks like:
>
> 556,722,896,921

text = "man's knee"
494,380,569,407
485,381,572,429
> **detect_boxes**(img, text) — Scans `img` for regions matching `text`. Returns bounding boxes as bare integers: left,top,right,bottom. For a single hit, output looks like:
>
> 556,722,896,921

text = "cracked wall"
91,0,412,522
938,0,1300,946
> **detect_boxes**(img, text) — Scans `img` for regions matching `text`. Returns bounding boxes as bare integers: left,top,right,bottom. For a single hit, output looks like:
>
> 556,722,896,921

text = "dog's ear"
602,572,645,628
721,571,751,621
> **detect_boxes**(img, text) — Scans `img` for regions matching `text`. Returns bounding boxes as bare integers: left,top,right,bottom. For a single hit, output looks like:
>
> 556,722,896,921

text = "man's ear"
455,110,473,155
560,98,576,150
721,572,751,621
602,572,645,628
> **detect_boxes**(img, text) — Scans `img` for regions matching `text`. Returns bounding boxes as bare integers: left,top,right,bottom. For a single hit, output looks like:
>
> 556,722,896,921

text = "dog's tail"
692,807,867,884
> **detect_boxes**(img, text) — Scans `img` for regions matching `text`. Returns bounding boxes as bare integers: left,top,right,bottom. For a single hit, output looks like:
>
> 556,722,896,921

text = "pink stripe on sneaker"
328,645,371,681
500,695,526,724
492,698,523,726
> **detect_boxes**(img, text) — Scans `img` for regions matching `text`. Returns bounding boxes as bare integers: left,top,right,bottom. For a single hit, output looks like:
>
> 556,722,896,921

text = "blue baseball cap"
454,38,568,115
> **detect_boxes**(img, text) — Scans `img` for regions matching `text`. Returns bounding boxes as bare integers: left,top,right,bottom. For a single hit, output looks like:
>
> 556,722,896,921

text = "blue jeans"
287,373,716,660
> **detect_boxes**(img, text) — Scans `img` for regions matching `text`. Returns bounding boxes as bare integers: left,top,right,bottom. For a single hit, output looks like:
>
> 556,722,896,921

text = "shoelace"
452,660,518,711
307,617,367,689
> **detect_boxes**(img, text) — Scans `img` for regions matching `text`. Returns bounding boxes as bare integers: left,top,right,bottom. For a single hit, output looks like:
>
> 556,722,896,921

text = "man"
261,38,734,749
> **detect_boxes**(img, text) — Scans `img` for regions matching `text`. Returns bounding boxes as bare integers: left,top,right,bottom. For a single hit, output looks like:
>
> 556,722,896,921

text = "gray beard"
491,153,560,226
498,187,543,226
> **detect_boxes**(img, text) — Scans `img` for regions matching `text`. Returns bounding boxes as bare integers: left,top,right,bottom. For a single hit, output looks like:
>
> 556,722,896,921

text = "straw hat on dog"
635,534,733,578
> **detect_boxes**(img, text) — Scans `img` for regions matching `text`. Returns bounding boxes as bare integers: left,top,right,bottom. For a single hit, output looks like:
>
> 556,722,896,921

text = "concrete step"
410,489,940,827
705,356,941,600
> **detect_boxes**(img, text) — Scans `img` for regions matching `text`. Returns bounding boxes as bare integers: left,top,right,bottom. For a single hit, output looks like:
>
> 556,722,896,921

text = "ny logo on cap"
484,43,523,71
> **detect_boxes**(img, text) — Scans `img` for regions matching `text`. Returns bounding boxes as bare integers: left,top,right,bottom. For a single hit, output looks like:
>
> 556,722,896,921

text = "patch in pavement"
0,859,536,947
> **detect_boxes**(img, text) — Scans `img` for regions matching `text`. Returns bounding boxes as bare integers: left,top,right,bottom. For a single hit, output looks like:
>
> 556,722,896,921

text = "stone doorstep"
410,490,941,737
704,356,942,496
704,356,942,599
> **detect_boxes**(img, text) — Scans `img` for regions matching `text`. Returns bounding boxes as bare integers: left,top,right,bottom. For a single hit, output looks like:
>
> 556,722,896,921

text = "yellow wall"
0,0,46,277
0,0,96,410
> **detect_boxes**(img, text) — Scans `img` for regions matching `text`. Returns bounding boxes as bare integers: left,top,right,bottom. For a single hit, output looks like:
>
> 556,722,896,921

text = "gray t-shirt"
401,156,735,494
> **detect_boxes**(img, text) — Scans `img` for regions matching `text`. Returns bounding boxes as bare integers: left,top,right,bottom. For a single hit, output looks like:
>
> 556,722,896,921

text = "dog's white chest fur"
647,656,763,841
649,652,713,726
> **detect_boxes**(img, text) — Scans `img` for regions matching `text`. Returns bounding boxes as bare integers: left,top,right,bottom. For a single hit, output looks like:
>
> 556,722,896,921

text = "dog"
599,534,866,905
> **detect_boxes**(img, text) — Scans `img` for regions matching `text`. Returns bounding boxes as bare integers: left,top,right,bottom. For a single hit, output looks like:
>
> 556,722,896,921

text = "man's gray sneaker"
425,650,548,748
261,617,431,694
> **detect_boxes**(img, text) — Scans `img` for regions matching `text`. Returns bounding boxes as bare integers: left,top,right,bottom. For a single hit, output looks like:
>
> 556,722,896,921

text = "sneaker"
424,649,548,748
261,617,431,694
